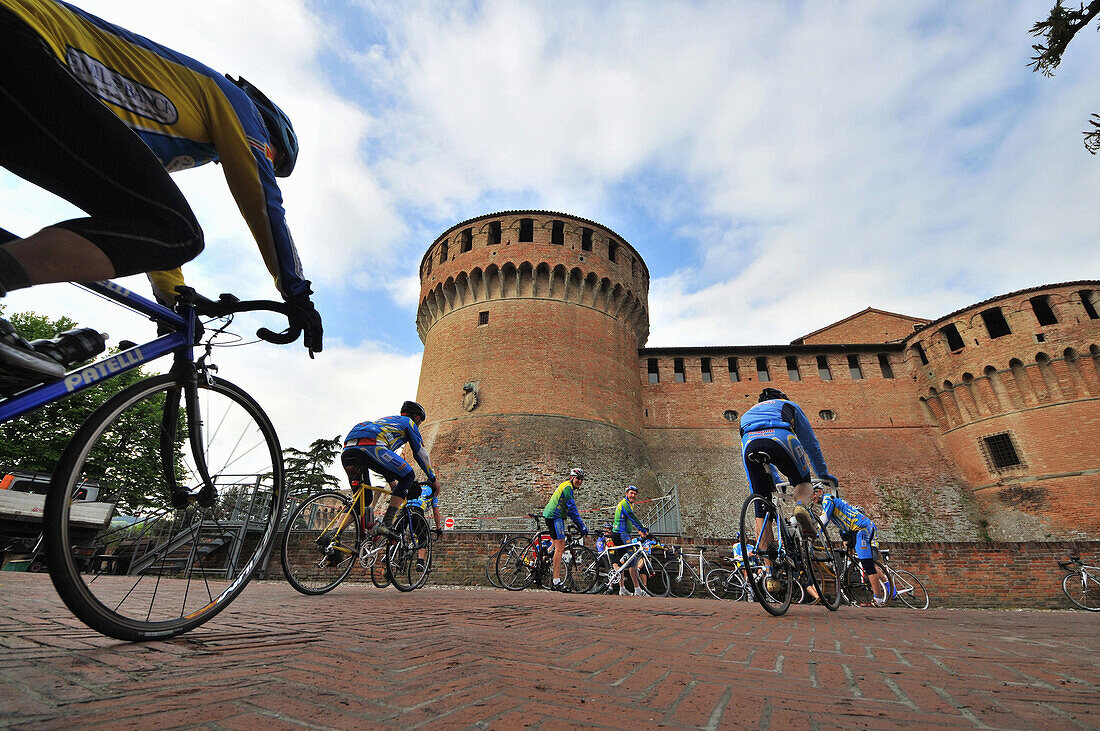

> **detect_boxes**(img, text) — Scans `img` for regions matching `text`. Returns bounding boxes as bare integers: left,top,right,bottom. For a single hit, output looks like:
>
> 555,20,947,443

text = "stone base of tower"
421,414,661,526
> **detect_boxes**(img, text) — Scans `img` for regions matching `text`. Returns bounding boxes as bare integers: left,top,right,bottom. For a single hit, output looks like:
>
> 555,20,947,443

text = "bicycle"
705,554,806,604
495,518,597,593
841,547,930,609
1,282,301,641
1058,554,1100,611
595,537,671,597
738,473,843,616
658,544,723,598
281,480,433,594
484,533,510,588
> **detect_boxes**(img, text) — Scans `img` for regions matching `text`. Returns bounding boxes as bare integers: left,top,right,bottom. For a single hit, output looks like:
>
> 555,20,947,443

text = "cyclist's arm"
431,503,443,531
563,487,586,532
789,402,829,477
404,421,437,484
626,504,647,535
209,80,311,299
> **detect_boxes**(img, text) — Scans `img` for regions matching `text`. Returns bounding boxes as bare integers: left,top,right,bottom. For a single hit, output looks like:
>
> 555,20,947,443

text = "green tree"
0,306,180,514
283,435,343,497
1029,1,1100,153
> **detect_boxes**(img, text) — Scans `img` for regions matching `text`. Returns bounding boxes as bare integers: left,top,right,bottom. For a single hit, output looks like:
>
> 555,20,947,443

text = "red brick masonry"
1,573,1096,729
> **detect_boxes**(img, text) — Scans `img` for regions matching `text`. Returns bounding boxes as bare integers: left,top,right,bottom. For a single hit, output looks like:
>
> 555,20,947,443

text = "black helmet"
400,400,427,421
758,387,788,402
226,75,298,177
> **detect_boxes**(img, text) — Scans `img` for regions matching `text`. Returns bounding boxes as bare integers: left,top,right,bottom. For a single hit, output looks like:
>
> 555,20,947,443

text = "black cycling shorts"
340,448,421,502
743,436,812,518
0,7,203,275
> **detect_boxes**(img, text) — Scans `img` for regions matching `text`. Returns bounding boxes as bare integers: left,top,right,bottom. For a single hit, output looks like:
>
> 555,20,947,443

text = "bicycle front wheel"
1062,572,1100,611
705,568,745,601
643,560,671,597
565,545,599,594
890,568,930,609
667,559,698,598
495,536,537,591
803,525,842,611
386,510,432,591
281,491,359,595
44,374,283,641
485,541,506,588
739,494,793,616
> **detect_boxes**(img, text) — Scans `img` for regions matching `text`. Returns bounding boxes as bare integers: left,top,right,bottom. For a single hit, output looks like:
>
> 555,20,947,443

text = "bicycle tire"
496,536,537,590
890,568,930,609
281,491,360,595
1062,571,1100,611
705,568,745,601
739,494,793,616
565,545,599,594
802,524,842,611
370,545,391,588
386,510,431,591
44,374,284,641
643,560,671,597
667,558,699,598
845,560,891,605
485,540,506,588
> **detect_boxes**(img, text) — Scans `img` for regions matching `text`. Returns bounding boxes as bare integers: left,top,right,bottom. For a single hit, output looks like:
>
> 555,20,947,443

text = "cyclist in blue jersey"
813,485,887,606
407,481,443,572
542,467,588,591
341,401,440,541
740,387,839,593
0,0,321,392
610,485,650,596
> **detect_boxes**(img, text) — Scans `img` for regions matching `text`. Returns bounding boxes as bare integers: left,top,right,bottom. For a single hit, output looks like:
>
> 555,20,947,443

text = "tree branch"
1029,0,1100,76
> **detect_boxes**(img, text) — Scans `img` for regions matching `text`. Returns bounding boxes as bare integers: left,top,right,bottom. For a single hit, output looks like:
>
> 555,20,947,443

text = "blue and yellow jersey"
820,493,873,536
543,480,585,530
408,484,438,512
344,415,436,482
3,0,309,300
612,498,646,535
739,398,829,477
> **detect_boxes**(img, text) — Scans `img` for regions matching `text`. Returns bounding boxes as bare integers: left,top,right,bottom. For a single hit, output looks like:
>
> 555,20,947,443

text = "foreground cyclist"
341,401,441,541
611,485,650,596
739,387,838,594
0,0,321,392
542,467,589,591
813,484,887,606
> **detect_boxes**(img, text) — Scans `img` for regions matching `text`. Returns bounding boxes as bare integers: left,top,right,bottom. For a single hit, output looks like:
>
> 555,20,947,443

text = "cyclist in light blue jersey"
813,485,886,605
341,400,440,541
408,481,443,572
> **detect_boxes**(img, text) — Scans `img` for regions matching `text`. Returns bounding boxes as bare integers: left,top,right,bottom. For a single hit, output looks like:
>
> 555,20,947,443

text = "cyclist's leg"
742,438,780,566
360,446,415,535
547,518,567,585
0,9,202,288
855,527,885,603
339,449,376,533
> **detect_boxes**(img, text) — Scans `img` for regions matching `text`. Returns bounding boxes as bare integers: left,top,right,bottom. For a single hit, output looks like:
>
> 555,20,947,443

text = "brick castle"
415,211,1100,540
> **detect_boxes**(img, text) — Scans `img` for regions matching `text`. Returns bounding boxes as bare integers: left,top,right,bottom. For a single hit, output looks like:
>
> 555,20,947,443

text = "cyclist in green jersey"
542,467,588,591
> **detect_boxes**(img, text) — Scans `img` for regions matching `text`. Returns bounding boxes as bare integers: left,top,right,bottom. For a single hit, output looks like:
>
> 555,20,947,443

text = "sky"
2,0,1099,454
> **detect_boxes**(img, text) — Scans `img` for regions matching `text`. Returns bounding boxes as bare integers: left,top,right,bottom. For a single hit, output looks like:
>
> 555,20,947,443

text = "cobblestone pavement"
0,573,1097,730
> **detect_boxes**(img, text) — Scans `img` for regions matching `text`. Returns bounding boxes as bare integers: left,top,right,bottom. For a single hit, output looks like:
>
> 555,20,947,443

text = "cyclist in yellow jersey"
0,0,321,391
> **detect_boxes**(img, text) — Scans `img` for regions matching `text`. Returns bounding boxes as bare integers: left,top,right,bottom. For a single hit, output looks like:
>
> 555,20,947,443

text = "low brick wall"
271,531,1099,609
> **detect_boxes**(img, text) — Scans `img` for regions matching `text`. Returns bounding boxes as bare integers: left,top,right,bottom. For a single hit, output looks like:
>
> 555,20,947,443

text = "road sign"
444,517,454,529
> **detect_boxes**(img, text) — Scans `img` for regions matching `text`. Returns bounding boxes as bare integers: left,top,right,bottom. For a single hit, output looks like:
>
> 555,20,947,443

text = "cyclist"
611,485,650,597
542,467,589,592
408,481,443,572
341,401,440,541
0,0,321,392
739,387,838,594
813,484,887,606
731,532,756,599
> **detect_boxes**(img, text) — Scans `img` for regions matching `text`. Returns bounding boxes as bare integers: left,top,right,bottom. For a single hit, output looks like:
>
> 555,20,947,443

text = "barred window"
723,410,739,422
983,432,1022,470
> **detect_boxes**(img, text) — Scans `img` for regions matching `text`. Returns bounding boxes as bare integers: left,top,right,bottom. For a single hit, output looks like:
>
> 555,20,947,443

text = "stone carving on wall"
463,381,479,412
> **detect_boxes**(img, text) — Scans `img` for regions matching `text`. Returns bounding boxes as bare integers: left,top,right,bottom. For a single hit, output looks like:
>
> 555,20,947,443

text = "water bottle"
884,579,894,598
30,328,106,368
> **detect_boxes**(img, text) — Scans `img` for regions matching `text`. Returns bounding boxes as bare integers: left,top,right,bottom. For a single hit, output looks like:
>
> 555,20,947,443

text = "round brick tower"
415,211,658,522
905,282,1100,539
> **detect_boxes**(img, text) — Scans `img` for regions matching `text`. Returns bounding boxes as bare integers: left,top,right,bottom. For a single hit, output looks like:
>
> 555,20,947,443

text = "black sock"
382,506,397,526
0,247,32,297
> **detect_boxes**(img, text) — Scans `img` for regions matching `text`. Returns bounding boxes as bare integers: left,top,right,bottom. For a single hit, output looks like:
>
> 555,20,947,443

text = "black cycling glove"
285,287,323,357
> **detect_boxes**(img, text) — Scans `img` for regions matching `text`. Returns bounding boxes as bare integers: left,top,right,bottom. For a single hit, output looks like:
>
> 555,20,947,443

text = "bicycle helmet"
569,467,587,480
625,485,638,495
225,75,298,177
400,400,427,422
758,387,788,402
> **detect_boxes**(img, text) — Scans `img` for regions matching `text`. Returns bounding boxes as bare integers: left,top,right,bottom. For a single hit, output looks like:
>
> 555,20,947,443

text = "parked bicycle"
1,282,302,641
592,537,671,597
658,544,723,598
1058,554,1100,611
738,475,843,615
281,480,433,594
495,518,598,593
840,546,930,609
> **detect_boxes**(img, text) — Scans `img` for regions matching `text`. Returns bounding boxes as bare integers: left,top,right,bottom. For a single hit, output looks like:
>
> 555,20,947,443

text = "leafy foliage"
1029,1,1100,153
283,435,343,497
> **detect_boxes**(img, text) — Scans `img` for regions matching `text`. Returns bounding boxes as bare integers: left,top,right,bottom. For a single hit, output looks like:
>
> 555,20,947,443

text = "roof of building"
792,307,930,345
639,342,905,357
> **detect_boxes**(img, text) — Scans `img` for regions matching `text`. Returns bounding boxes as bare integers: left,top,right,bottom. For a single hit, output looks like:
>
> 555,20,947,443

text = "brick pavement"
0,572,1097,730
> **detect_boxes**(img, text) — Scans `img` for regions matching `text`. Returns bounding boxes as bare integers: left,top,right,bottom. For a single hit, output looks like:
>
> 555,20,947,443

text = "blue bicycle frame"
0,280,195,424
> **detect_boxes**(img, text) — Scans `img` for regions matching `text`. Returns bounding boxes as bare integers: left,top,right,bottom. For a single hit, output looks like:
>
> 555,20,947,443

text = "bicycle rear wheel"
485,541,506,588
495,536,537,590
370,537,391,588
891,568,930,609
1062,571,1100,611
386,510,431,591
705,568,746,601
803,524,842,611
739,494,793,616
845,560,890,605
281,491,359,595
44,374,283,641
565,545,599,594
